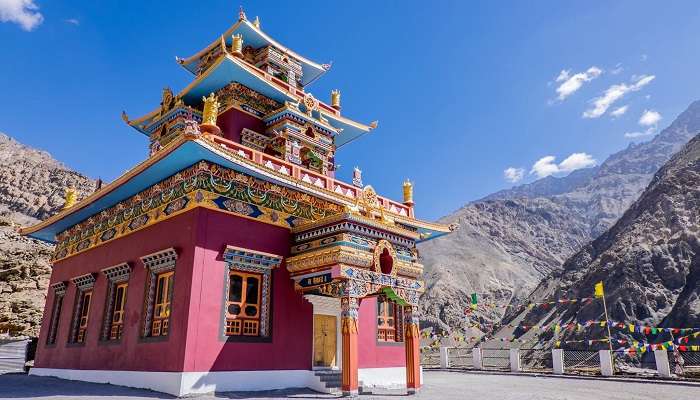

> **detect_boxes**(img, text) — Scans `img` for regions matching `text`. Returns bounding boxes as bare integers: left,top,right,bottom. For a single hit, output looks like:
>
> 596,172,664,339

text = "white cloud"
558,153,597,172
503,167,525,183
0,0,43,31
530,153,597,178
624,129,654,139
65,18,79,25
582,75,655,118
610,105,628,117
554,66,602,101
639,109,661,126
610,63,623,75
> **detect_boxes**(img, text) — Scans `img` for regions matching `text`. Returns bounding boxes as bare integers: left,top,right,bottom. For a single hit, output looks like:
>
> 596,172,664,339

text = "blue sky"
1,1,700,221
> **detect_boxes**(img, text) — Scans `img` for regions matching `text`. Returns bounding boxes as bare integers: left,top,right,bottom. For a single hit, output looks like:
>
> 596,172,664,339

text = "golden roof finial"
403,179,414,205
331,89,341,111
238,6,247,21
253,16,261,29
63,187,77,210
231,34,243,57
200,93,221,135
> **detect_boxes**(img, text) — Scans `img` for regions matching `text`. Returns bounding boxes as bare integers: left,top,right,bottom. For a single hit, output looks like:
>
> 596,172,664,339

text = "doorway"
313,314,337,368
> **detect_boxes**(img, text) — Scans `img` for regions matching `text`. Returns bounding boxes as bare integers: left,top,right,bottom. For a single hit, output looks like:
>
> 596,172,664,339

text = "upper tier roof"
125,54,376,147
176,16,328,87
21,134,452,244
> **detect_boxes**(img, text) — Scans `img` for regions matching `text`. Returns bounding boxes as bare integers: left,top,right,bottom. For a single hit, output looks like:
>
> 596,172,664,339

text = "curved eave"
21,135,451,244
127,55,375,145
178,19,327,86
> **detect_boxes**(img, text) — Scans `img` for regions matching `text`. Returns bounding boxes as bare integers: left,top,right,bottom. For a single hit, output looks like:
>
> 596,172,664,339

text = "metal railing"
521,348,553,372
564,350,600,374
481,348,510,370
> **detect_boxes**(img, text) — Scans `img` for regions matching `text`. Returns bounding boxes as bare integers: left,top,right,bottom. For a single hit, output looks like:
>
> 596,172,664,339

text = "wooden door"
313,314,337,367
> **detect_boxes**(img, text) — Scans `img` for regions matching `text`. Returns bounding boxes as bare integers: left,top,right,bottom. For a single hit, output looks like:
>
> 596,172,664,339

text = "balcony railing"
205,134,412,218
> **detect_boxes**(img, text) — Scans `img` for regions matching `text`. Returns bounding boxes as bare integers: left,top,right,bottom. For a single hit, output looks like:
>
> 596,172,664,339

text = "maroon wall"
35,211,199,372
182,208,314,372
358,297,406,368
217,108,266,143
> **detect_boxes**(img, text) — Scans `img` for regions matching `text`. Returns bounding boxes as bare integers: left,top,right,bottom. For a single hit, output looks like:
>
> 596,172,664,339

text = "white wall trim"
30,368,316,396
359,366,416,390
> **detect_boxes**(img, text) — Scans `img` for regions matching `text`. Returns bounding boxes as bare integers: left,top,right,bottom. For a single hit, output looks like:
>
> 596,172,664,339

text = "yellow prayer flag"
629,324,635,333
594,281,605,298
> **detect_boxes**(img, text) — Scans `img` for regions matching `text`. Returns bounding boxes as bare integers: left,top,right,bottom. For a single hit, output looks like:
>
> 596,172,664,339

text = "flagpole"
601,293,614,352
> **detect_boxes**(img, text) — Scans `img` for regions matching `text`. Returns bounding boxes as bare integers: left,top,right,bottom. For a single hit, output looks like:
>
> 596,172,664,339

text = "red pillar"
405,305,421,394
341,297,359,396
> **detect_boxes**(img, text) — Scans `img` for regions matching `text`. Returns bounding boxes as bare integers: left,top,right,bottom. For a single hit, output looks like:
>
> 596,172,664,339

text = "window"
109,283,128,340
151,271,173,337
140,248,177,338
225,271,261,336
75,291,92,343
100,263,131,341
377,296,403,342
221,245,282,340
46,282,67,345
69,273,96,344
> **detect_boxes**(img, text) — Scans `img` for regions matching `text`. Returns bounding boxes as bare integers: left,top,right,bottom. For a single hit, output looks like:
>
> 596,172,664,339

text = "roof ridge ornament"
238,5,247,21
253,16,261,29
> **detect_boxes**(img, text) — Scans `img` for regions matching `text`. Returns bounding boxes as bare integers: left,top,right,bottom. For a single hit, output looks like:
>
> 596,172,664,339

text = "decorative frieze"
141,248,178,273
71,273,96,291
101,263,131,283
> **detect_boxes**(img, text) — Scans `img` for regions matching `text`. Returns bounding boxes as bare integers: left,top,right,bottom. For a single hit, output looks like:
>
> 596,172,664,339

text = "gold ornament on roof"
331,89,341,110
160,87,174,116
200,93,221,135
253,16,261,29
231,34,243,57
63,187,77,210
238,6,247,21
403,179,414,204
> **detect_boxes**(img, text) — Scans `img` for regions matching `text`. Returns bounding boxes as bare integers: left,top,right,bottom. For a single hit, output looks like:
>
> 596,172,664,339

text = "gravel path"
1,371,699,399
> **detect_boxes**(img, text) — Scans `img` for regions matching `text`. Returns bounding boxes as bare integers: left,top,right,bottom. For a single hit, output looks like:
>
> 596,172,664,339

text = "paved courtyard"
1,370,700,400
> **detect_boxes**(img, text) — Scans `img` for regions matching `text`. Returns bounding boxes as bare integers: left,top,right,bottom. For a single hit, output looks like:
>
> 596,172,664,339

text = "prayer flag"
594,281,605,298
470,293,478,310
629,324,635,333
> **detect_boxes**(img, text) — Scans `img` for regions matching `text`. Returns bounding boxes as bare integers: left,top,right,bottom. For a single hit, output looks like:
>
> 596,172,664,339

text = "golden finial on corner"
403,179,414,205
200,93,221,135
238,6,247,21
121,111,130,124
231,34,243,57
331,89,341,111
369,120,379,129
253,16,261,29
63,187,77,210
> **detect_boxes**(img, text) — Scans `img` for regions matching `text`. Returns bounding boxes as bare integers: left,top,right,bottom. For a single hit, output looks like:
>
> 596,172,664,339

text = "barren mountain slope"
419,101,700,330
0,133,94,336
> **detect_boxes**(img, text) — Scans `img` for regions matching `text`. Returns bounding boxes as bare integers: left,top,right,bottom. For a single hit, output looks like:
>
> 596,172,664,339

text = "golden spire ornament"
253,16,261,29
403,179,414,205
200,93,221,135
331,89,341,110
231,34,243,58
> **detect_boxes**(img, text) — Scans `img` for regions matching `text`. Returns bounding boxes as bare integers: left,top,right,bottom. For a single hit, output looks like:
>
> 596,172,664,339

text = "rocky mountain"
419,101,700,331
0,133,94,336
512,133,700,345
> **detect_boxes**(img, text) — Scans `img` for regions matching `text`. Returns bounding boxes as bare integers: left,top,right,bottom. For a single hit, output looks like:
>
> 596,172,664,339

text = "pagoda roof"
176,17,328,87
21,135,452,244
126,55,374,147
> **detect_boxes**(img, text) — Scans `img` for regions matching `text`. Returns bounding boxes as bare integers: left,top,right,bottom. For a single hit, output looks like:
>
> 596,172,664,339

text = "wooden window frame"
151,271,174,337
140,248,177,340
46,282,67,346
225,271,262,337
377,295,404,343
68,274,96,345
220,245,282,342
100,263,131,342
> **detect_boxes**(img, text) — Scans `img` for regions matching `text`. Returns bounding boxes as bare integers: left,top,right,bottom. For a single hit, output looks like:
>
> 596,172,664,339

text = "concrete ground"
1,370,700,400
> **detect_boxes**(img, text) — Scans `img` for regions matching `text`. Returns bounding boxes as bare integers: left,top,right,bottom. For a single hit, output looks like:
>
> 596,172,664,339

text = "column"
552,349,565,374
404,305,421,394
509,348,521,372
472,347,483,369
341,297,359,396
599,350,614,376
439,346,451,369
654,350,672,378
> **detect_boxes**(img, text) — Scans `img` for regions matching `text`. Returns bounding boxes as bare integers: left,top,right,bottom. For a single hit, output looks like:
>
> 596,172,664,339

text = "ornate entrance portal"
287,186,433,396
313,314,337,367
